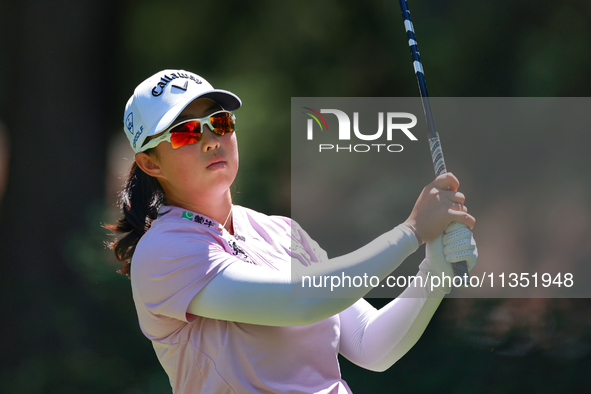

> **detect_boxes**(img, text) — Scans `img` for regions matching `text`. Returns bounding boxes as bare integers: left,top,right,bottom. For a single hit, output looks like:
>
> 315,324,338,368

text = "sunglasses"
141,110,236,151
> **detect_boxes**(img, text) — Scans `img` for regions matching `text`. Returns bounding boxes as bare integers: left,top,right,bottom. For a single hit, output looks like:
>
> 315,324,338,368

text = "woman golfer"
108,69,477,394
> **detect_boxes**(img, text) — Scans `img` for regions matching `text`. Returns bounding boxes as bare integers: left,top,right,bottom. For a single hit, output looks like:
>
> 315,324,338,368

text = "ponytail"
105,160,165,278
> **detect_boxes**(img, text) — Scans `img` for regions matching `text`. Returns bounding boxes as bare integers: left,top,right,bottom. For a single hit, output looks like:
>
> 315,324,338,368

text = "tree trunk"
0,0,115,382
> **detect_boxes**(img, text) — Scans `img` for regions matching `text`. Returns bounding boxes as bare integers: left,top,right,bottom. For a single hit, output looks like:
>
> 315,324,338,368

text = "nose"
200,125,221,151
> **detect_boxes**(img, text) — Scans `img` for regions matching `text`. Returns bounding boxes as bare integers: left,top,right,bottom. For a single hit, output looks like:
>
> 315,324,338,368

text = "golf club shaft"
398,0,470,284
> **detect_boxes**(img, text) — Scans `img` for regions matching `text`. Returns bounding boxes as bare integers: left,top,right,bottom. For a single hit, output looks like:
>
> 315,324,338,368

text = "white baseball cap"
123,69,242,153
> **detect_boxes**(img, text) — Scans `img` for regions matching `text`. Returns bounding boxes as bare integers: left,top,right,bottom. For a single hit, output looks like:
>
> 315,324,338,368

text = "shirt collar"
161,205,226,233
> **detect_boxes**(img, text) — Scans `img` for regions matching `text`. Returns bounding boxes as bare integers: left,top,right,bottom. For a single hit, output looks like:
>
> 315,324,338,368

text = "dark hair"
105,158,165,278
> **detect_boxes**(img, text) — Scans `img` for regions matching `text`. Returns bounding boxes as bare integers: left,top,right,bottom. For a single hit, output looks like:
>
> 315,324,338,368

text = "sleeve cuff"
394,223,421,252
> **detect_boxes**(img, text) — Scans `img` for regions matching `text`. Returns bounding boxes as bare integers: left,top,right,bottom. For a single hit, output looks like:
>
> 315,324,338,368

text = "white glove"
442,222,477,269
419,222,478,293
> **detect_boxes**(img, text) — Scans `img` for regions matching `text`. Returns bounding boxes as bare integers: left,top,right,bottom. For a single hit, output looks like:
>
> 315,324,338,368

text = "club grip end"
452,261,470,287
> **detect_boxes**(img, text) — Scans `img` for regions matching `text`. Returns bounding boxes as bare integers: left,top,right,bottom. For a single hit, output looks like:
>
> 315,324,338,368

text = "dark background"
0,0,590,392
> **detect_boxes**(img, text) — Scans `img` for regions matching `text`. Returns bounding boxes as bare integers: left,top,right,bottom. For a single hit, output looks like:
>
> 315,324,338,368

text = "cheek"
219,133,239,171
157,147,196,182
230,134,239,166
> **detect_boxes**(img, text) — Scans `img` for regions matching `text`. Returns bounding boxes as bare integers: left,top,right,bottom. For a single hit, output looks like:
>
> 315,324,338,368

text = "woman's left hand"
420,222,478,293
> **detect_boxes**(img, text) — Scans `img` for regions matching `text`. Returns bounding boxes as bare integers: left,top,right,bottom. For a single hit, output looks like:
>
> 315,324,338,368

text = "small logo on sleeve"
228,240,253,264
181,211,194,220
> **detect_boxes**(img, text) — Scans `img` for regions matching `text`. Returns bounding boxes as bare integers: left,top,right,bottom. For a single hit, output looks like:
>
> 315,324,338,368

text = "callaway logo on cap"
123,69,242,153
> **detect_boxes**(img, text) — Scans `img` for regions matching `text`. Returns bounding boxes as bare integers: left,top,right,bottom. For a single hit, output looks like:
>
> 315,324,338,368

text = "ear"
135,152,164,179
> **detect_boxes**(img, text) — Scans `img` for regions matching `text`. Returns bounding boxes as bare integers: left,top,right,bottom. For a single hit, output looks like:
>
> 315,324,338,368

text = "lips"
206,156,227,169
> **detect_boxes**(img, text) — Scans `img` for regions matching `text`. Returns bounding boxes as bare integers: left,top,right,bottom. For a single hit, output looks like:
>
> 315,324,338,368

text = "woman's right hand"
403,173,475,244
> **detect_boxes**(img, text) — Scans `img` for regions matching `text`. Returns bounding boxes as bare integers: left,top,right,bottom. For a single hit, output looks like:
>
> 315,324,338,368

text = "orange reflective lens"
168,111,236,149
